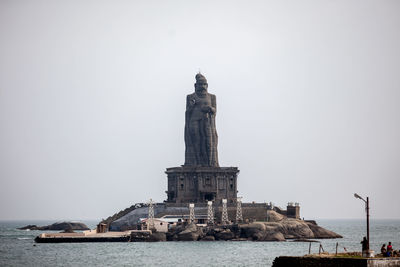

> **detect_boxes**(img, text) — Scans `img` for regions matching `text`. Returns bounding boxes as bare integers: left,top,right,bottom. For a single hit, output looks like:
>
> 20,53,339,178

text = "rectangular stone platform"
272,256,400,267
34,230,152,243
165,166,239,203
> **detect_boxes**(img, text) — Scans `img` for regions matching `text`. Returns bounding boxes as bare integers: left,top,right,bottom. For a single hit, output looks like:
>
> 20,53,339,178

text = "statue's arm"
185,94,194,122
210,94,216,114
186,94,195,112
186,95,191,110
202,94,216,114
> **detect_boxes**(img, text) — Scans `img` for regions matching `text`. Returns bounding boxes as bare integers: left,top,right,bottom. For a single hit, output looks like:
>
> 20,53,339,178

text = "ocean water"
1,219,399,267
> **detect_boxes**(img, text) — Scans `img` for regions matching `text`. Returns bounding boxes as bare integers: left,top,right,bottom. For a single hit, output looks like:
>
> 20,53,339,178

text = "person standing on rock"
361,236,368,254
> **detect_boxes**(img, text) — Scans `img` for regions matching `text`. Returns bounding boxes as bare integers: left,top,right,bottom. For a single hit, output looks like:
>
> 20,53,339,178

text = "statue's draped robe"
184,92,219,167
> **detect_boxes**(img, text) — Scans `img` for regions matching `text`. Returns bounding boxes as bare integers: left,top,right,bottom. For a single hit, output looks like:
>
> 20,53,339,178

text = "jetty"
272,253,400,267
34,229,152,243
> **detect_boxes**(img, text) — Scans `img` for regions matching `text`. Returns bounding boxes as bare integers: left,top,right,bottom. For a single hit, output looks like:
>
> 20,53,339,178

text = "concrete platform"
34,230,152,243
272,255,400,267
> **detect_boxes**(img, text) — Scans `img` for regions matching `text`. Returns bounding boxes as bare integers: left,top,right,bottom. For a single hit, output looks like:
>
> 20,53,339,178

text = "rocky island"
132,211,341,242
101,203,341,242
19,222,89,231
34,73,342,243
100,73,342,242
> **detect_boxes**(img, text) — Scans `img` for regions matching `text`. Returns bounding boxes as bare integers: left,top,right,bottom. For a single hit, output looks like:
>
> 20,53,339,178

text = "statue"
166,73,238,203
184,73,219,167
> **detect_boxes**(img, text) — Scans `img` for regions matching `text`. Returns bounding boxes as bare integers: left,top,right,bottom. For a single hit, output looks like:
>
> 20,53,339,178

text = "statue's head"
194,73,208,95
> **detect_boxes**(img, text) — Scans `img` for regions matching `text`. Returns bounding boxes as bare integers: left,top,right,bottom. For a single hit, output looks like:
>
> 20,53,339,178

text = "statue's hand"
201,106,209,113
201,105,215,114
187,98,196,110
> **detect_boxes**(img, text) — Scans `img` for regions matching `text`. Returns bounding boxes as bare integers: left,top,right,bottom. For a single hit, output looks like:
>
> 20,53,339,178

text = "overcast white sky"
1,0,399,221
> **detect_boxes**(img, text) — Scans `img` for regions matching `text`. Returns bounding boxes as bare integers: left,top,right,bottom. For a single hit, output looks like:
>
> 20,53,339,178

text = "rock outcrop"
305,221,342,239
148,232,167,242
139,212,342,242
18,222,89,231
104,203,342,242
239,218,342,241
240,222,286,241
130,231,167,242
214,228,235,240
200,235,215,241
130,231,151,242
177,223,203,241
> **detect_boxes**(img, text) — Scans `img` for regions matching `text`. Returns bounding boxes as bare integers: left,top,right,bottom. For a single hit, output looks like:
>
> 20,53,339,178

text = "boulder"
44,222,89,231
130,231,166,242
306,222,343,238
148,232,167,242
177,223,203,241
240,222,266,239
130,231,151,242
252,231,265,241
200,236,215,241
238,219,340,241
280,219,314,239
18,225,38,230
215,229,235,241
250,223,285,241
264,231,285,241
267,210,285,222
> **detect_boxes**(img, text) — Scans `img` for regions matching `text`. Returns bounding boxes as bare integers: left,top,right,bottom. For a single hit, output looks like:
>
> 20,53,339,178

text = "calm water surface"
1,219,399,266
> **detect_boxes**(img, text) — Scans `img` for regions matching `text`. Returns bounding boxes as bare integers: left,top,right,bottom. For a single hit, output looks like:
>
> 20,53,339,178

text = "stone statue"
184,73,219,167
166,73,238,203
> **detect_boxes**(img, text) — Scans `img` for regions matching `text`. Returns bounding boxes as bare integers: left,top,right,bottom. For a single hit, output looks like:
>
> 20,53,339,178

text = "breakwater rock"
132,217,341,242
130,231,167,242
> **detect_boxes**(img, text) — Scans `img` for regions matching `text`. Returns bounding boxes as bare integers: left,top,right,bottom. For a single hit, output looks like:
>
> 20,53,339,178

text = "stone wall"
272,256,400,267
109,202,291,230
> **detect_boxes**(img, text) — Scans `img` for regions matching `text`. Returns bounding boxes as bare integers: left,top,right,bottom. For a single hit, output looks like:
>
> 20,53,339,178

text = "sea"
1,219,399,267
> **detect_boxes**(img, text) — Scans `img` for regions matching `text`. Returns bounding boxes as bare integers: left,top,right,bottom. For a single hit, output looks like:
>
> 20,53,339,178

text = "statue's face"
195,81,208,95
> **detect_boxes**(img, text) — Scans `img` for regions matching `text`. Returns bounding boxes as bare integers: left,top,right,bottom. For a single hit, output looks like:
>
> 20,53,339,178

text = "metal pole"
147,199,154,230
207,201,214,225
189,203,195,224
366,197,370,251
236,197,243,223
222,199,229,225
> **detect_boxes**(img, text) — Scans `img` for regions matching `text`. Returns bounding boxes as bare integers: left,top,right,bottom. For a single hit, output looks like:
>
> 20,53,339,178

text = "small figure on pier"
387,241,393,257
361,236,368,253
381,244,387,256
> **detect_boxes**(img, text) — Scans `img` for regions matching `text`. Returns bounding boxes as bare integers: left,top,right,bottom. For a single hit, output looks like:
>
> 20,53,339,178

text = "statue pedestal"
165,166,239,204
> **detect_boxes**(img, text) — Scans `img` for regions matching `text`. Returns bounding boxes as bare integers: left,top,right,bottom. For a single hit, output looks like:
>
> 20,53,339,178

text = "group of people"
381,242,399,257
361,237,399,257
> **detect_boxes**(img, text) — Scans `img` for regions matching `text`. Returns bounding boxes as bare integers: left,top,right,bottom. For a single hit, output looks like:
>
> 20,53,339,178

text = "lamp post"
354,193,370,253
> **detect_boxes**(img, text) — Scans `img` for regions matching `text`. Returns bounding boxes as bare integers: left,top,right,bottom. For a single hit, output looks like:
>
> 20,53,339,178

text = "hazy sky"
1,0,399,221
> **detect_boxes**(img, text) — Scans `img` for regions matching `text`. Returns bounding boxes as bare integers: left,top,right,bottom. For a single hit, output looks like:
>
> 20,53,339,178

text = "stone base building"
165,166,239,204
